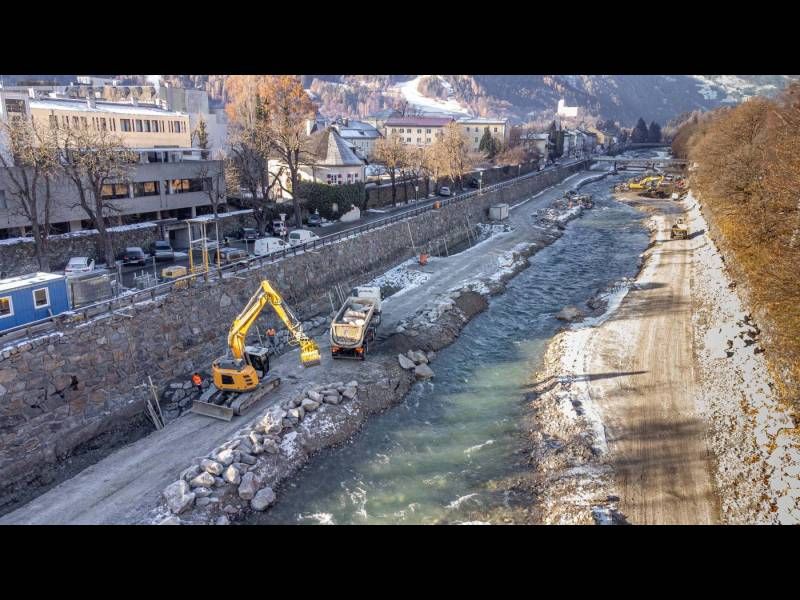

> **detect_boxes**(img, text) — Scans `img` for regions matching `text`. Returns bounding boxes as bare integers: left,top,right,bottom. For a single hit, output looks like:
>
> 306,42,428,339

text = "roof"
30,98,187,118
385,116,454,128
0,272,64,293
309,128,365,166
337,125,381,140
456,116,509,125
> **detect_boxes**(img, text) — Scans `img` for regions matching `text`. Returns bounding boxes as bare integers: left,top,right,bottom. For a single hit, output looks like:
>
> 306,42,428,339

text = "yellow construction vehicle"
629,174,664,190
192,279,320,420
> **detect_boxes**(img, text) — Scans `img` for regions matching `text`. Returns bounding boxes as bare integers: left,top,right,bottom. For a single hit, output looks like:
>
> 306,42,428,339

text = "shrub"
296,181,365,220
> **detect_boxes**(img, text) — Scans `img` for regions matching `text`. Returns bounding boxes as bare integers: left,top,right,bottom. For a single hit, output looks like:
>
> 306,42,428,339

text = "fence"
0,159,588,343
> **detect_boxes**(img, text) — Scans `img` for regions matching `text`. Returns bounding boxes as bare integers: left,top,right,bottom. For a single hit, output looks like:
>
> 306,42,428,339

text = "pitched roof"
309,128,365,166
385,116,454,128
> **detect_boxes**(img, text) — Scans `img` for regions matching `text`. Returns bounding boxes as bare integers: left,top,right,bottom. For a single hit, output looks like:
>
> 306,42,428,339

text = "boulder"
201,459,224,476
216,516,230,526
398,354,416,370
341,387,357,400
425,351,436,362
289,407,304,421
306,390,322,403
190,472,216,488
407,350,428,364
163,480,196,515
158,516,181,525
301,398,320,412
215,448,235,466
263,440,280,454
555,306,585,322
194,487,213,498
251,487,276,512
291,398,302,408
239,452,257,465
346,380,358,388
213,476,226,488
323,394,340,405
414,363,434,380
180,464,201,482
195,497,219,508
238,472,258,500
223,465,241,485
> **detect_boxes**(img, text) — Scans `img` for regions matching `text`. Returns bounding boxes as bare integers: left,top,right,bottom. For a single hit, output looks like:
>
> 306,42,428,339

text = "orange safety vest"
267,328,276,337
192,374,202,386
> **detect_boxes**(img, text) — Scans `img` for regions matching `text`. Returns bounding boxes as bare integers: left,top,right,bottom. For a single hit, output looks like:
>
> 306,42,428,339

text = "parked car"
152,240,174,261
307,213,323,227
253,237,290,257
235,227,259,241
215,247,250,265
288,229,320,247
468,178,480,188
439,186,452,197
64,257,95,277
121,247,148,266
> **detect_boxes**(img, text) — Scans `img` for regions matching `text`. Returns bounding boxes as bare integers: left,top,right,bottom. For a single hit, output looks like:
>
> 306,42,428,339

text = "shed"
0,272,70,333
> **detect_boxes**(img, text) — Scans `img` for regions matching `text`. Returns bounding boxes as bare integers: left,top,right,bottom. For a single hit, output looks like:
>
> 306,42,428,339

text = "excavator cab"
212,346,270,392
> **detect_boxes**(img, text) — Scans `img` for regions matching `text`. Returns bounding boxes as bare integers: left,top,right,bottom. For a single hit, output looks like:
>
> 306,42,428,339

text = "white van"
288,229,320,247
253,236,290,256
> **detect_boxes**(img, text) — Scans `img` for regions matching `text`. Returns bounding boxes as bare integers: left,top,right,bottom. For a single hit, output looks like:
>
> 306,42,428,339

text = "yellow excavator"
191,279,321,420
629,174,664,190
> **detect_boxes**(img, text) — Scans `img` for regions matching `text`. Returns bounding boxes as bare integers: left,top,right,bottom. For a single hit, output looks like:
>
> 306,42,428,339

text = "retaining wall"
0,161,586,506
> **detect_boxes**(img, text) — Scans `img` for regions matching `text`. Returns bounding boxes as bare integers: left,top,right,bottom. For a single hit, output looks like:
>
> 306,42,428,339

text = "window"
417,129,421,134
72,116,80,128
62,115,69,128
406,137,411,143
465,127,470,133
151,120,159,132
101,183,130,199
143,120,151,132
0,296,13,318
32,288,50,309
475,137,478,143
171,178,204,193
133,181,161,197
100,118,107,131
135,119,143,132
120,119,132,132
494,127,498,132
110,118,116,132
168,121,174,133
417,137,421,143
80,117,88,129
426,137,431,144
399,128,404,133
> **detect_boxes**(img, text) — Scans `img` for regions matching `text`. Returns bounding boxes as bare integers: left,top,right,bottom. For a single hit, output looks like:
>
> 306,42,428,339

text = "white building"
332,119,382,159
557,98,578,118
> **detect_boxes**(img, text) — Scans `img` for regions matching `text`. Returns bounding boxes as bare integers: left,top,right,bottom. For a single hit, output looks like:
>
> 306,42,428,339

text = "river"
251,167,653,525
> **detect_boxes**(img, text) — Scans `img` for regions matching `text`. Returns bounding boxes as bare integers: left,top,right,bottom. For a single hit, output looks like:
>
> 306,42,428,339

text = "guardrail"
0,159,588,344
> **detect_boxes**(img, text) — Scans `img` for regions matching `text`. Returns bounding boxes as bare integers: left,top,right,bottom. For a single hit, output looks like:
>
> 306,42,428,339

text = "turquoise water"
251,174,650,524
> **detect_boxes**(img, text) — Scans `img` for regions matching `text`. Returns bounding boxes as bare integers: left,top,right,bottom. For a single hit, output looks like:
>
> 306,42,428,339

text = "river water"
252,171,652,525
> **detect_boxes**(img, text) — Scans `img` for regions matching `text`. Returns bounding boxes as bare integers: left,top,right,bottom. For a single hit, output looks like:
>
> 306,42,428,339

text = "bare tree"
436,123,473,191
56,126,138,269
373,133,408,205
198,151,227,219
0,118,59,271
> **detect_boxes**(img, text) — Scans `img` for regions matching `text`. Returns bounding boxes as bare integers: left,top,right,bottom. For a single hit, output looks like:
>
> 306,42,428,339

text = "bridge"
594,156,689,170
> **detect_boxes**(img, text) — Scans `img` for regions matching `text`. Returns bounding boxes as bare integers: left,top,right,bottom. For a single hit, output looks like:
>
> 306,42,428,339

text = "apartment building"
383,116,453,148
457,117,510,153
331,118,381,159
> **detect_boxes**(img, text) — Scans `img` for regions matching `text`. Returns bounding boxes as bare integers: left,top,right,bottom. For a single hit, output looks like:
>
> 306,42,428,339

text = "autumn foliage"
674,83,800,406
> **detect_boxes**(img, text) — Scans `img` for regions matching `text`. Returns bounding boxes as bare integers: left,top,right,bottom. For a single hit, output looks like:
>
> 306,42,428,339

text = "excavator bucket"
301,346,321,367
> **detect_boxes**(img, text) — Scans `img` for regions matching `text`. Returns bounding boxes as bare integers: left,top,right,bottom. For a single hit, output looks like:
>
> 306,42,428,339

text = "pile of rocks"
397,349,435,379
395,295,460,335
159,375,212,422
158,379,359,525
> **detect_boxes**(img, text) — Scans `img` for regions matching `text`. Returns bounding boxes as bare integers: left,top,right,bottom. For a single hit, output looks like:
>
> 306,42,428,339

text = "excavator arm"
227,280,321,367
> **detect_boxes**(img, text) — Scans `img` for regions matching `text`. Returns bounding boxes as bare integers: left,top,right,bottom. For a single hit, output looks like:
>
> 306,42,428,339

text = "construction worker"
266,327,277,349
192,372,203,395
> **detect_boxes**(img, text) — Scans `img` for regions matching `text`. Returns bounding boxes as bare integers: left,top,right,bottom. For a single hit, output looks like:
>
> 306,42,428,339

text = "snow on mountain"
392,75,472,117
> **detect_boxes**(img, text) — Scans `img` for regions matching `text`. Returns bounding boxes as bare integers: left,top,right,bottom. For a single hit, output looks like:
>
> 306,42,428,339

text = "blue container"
0,272,70,333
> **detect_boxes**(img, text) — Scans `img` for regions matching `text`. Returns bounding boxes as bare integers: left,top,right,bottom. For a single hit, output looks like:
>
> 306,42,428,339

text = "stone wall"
0,161,586,506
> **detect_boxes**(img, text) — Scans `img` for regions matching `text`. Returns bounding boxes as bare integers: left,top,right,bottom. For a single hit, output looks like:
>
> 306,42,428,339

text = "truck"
330,286,382,360
670,218,689,240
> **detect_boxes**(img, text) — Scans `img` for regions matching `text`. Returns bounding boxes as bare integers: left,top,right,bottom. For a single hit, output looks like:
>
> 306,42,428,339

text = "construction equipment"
330,286,382,360
670,218,689,240
629,175,664,190
161,265,188,290
191,279,320,420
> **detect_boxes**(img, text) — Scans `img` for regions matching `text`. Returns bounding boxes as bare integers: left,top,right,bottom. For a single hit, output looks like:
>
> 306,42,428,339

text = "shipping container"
0,272,70,333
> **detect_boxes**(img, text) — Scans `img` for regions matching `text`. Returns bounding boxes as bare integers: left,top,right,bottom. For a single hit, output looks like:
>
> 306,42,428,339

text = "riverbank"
522,188,800,524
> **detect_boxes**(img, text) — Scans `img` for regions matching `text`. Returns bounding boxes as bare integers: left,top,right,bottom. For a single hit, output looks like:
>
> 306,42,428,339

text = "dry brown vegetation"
674,83,800,407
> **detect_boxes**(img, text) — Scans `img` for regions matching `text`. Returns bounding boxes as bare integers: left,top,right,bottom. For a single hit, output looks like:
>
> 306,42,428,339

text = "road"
579,196,720,524
0,168,595,525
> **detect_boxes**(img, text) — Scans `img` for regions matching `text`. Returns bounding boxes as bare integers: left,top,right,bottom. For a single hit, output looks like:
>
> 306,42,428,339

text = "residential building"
557,98,578,118
0,90,225,238
457,117,510,153
384,116,454,148
158,84,228,157
520,131,550,161
269,127,365,198
331,118,381,159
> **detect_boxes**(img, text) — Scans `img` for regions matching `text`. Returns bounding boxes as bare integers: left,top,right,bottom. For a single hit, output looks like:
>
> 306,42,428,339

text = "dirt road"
581,198,720,523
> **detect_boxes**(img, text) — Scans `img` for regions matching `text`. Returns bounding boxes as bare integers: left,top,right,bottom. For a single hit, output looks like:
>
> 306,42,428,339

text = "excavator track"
191,377,282,421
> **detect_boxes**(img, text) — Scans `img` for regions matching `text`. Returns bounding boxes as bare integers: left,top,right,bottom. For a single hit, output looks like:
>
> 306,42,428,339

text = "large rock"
263,439,280,454
239,452,257,465
201,459,224,476
306,390,322,403
398,354,416,370
180,465,201,482
190,472,216,488
223,465,241,485
215,448,235,466
414,363,434,379
289,407,304,420
251,487,276,512
341,387,357,400
323,394,340,405
238,472,258,500
158,516,181,525
555,305,585,322
163,480,196,515
216,516,230,526
407,350,428,364
301,398,320,412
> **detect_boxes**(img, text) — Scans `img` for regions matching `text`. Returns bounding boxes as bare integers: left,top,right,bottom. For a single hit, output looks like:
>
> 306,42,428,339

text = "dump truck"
670,218,689,240
330,287,382,360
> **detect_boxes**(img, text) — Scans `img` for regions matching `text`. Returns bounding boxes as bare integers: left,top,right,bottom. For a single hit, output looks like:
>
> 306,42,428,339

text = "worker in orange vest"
266,327,277,349
191,372,203,395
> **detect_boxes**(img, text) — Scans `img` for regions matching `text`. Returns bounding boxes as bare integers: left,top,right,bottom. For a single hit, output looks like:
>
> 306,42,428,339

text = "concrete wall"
0,161,586,501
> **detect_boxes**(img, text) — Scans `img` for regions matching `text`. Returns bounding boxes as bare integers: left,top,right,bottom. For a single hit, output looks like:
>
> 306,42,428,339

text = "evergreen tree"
632,117,649,143
648,121,662,143
478,128,497,157
193,117,210,158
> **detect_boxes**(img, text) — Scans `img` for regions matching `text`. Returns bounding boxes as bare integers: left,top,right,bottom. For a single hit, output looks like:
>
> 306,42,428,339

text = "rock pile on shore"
397,349,435,379
157,379,359,525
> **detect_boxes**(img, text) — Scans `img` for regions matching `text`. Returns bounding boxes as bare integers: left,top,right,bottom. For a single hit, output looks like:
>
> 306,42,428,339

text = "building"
384,116,454,148
557,98,578,118
0,272,70,333
363,108,400,135
331,118,382,159
0,89,225,238
158,84,228,157
269,128,366,197
520,131,550,161
457,117,510,153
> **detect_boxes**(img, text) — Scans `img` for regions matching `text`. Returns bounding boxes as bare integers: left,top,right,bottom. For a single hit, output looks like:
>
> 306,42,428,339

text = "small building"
520,131,550,161
384,116,454,148
332,119,382,159
0,272,70,332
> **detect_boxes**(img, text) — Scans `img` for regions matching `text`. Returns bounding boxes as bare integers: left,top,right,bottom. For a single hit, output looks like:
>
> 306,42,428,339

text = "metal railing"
0,159,588,343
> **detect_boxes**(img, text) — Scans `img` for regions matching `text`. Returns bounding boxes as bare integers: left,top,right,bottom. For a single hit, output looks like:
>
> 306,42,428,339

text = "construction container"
66,269,114,308
489,203,509,221
0,272,70,333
